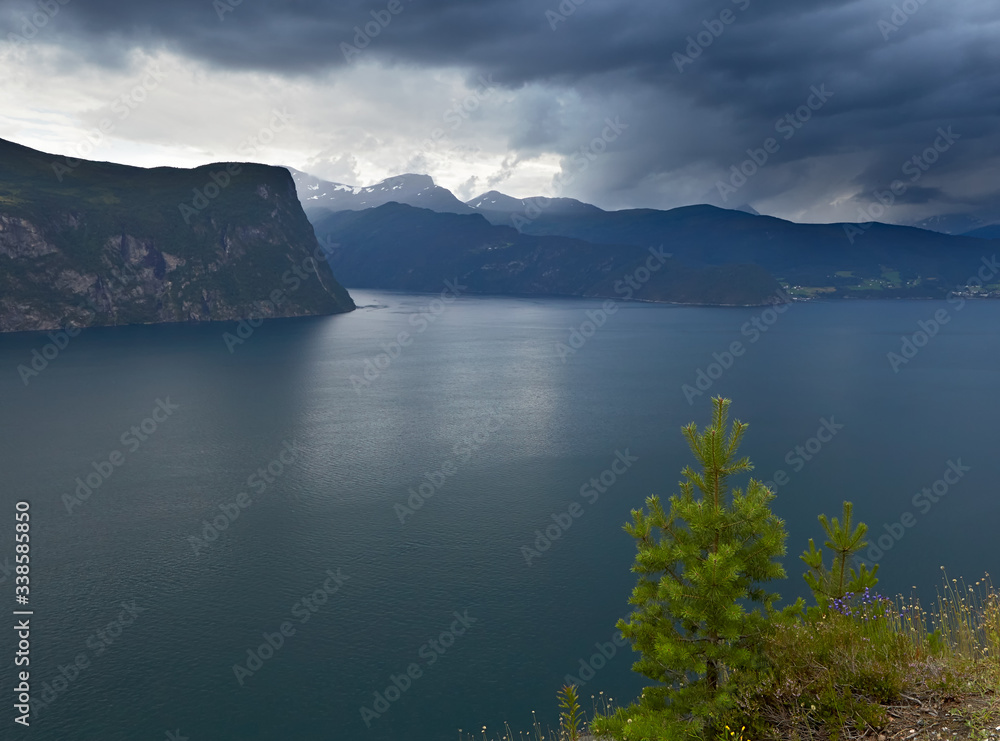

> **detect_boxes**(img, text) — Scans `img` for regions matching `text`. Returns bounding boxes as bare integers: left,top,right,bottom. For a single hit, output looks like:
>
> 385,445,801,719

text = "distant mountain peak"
466,190,521,209
465,189,605,227
288,168,472,222
377,173,435,188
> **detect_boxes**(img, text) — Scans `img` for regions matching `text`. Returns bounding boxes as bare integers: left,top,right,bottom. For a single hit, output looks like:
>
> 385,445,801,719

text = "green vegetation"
470,399,999,741
583,399,1000,740
782,266,949,299
881,267,903,287
800,501,879,609
856,278,887,291
591,398,788,740
785,285,836,298
559,684,585,741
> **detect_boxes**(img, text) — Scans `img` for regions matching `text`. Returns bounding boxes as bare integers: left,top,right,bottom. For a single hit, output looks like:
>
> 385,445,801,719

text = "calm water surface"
1,291,998,740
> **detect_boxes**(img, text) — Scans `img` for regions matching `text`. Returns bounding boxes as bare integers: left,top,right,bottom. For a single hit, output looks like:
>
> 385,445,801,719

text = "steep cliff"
0,138,354,333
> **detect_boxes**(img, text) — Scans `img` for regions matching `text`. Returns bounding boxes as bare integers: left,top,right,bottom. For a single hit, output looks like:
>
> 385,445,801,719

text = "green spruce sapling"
800,500,879,608
591,397,788,740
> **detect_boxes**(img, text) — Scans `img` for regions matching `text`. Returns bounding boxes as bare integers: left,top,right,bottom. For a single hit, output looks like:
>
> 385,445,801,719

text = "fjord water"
1,291,998,741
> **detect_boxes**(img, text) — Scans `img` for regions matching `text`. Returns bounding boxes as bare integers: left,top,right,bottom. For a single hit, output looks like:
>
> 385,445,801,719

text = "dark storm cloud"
4,0,999,223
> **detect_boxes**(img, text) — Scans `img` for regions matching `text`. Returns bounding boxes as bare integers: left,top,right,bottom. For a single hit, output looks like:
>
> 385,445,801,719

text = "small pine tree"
592,397,788,740
800,500,879,607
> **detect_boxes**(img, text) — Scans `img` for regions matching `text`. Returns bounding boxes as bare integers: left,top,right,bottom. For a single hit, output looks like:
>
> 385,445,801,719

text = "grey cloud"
3,0,999,223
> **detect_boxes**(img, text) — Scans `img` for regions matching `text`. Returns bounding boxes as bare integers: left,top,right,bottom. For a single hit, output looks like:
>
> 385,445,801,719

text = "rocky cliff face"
0,138,355,333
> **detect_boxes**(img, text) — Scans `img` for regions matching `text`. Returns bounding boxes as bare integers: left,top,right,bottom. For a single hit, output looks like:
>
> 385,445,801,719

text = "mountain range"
315,202,780,306
289,167,472,221
2,135,998,336
300,169,999,302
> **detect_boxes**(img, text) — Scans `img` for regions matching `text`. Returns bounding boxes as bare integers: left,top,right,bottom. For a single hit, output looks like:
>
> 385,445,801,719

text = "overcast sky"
1,0,998,225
